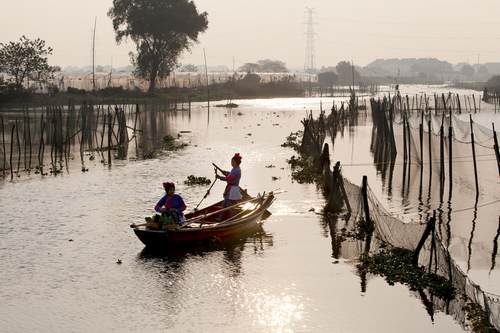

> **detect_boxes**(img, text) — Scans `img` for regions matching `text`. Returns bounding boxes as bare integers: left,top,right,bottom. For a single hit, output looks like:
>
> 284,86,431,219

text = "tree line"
2,0,500,100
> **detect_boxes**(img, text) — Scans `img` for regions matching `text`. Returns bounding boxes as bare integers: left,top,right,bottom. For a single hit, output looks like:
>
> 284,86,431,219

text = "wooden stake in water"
469,115,479,197
2,119,6,176
10,123,15,179
492,123,500,177
15,119,21,174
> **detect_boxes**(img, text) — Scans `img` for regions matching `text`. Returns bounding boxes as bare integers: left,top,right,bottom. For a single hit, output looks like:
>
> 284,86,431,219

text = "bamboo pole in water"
419,119,424,166
39,118,46,170
15,119,21,174
65,110,70,163
27,111,32,170
403,112,407,162
440,116,445,188
50,118,56,168
412,210,436,266
23,111,27,171
361,175,373,254
9,123,15,179
407,115,412,172
469,115,479,197
448,108,453,193
428,118,432,172
2,119,6,176
108,113,112,165
100,110,106,149
493,123,500,177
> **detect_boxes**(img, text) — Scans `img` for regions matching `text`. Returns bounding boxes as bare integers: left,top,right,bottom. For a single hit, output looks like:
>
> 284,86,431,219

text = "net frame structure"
299,94,500,330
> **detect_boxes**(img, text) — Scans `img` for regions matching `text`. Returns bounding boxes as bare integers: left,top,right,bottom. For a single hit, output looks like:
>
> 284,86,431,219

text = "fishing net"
341,172,500,330
391,95,500,202
319,95,500,330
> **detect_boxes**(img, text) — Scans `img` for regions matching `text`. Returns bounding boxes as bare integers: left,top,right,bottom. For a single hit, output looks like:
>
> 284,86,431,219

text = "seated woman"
155,182,187,224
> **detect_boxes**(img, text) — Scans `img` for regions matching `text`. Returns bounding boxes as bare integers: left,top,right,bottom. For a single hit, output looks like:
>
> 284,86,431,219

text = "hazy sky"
2,0,499,71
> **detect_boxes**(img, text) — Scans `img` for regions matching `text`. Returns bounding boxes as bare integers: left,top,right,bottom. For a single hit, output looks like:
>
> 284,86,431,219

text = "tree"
238,59,289,73
238,63,261,73
336,61,360,86
108,0,208,91
461,64,475,77
179,64,198,72
319,66,336,73
0,36,54,93
257,59,289,73
318,71,338,86
478,65,489,77
485,75,500,95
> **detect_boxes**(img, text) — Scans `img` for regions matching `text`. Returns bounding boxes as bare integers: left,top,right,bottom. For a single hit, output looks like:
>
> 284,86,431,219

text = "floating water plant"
139,142,155,159
166,143,188,151
342,218,374,241
464,302,498,332
281,131,301,150
184,175,211,185
215,103,238,108
143,150,156,159
357,247,455,300
162,134,188,151
163,135,175,143
286,154,323,184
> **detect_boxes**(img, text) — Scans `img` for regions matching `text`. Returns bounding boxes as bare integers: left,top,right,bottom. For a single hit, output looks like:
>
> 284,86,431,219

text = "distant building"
365,58,453,77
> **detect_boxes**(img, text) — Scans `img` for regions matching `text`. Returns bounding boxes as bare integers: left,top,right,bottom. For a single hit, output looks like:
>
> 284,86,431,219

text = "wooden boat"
130,190,275,248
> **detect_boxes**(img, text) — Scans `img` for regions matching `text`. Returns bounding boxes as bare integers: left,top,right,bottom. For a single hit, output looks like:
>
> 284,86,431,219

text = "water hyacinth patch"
184,175,211,185
357,247,455,301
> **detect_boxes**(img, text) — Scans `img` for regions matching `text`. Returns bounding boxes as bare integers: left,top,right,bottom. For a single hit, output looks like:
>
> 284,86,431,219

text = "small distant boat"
130,190,275,248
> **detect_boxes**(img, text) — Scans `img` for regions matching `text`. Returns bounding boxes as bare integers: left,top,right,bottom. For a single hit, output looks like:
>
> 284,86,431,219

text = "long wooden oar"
178,195,266,228
212,162,225,175
219,192,266,224
192,172,218,212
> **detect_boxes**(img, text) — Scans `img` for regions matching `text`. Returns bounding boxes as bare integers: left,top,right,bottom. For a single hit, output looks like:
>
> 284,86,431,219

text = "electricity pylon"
304,8,317,73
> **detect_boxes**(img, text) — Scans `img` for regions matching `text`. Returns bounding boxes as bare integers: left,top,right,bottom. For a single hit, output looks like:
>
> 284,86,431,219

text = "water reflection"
133,226,305,331
137,225,273,263
491,217,500,273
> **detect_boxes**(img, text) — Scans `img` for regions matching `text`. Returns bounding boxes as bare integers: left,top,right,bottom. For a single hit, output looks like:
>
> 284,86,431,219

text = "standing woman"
216,153,243,220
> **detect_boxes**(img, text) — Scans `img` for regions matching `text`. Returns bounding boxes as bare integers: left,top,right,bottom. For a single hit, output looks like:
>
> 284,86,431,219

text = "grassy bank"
0,77,305,110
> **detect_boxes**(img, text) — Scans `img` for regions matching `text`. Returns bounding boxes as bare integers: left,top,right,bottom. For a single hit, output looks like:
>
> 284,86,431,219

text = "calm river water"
1,86,496,332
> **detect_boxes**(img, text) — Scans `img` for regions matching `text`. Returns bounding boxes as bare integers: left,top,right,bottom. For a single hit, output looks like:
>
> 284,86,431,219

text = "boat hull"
133,194,274,248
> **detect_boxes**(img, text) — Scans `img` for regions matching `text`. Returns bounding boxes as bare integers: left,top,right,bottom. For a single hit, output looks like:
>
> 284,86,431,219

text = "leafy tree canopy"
317,71,338,86
478,65,489,76
485,75,500,95
238,59,289,73
179,64,198,72
257,59,289,73
336,61,361,86
461,64,475,77
239,62,260,73
319,66,336,73
0,35,54,93
108,0,208,91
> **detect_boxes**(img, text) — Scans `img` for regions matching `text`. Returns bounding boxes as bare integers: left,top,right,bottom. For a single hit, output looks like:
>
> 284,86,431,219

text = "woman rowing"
215,153,243,221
